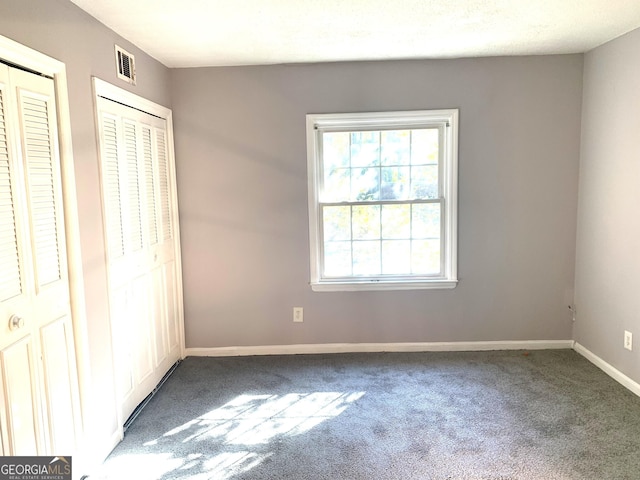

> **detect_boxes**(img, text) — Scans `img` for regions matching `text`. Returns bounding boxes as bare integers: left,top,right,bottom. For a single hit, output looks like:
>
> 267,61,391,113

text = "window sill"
310,279,458,292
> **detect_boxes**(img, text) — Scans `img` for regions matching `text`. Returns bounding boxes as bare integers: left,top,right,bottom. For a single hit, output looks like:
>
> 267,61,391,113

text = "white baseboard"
186,340,573,358
573,342,640,398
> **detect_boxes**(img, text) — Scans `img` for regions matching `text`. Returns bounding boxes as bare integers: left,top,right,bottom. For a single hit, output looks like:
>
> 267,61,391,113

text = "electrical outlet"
293,307,303,323
624,330,633,351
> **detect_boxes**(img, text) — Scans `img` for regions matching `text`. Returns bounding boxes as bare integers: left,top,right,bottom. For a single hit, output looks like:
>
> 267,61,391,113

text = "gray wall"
0,0,172,462
575,28,640,385
171,55,583,349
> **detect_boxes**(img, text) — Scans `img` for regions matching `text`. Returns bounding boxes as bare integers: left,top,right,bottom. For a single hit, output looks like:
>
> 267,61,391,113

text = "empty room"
1,0,640,478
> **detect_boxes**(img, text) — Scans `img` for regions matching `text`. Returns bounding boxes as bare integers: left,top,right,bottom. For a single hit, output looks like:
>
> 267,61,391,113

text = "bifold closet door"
0,64,81,455
96,97,181,424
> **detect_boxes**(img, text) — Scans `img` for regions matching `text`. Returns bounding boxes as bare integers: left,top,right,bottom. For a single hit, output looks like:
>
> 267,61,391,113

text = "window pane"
411,239,441,274
381,130,410,166
412,203,441,239
309,110,457,287
353,240,381,275
410,165,438,199
380,166,409,200
323,132,350,169
352,205,380,240
351,131,380,167
323,206,351,241
411,129,439,165
382,240,411,274
324,241,352,276
323,167,350,201
351,167,380,201
382,204,410,239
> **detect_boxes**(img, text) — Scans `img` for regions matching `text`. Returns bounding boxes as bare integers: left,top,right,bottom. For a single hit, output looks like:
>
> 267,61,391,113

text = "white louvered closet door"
97,97,181,425
0,64,81,455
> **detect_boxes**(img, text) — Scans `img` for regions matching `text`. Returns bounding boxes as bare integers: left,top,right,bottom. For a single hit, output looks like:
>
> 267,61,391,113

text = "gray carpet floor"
92,350,640,479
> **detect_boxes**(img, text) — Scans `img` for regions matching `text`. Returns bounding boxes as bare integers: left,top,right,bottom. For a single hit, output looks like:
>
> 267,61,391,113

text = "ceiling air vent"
115,45,136,85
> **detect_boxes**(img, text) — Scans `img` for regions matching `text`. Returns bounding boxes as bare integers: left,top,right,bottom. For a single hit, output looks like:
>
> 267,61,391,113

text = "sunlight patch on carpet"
152,391,366,446
118,391,366,478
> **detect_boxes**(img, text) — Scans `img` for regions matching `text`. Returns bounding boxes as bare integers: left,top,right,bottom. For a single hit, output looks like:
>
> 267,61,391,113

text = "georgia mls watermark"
0,457,71,480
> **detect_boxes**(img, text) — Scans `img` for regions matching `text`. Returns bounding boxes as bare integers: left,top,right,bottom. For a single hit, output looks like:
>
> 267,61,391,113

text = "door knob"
9,315,24,331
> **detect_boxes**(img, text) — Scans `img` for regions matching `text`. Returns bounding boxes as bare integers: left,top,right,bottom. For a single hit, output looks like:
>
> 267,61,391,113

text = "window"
306,109,458,291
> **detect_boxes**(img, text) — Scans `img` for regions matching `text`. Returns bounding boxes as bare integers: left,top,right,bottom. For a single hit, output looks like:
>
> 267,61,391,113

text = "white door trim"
0,34,90,447
92,77,186,362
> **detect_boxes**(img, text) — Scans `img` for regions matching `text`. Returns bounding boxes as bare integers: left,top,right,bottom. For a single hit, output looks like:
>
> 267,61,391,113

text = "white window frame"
306,109,459,292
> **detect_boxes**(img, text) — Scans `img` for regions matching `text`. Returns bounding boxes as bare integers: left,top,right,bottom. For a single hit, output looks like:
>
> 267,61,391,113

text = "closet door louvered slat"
0,85,21,302
123,119,143,252
156,128,172,242
100,113,125,261
142,125,158,246
19,92,61,288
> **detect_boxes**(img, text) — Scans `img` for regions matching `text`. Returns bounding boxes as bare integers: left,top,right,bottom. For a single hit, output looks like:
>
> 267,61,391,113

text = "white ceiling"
69,0,640,68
